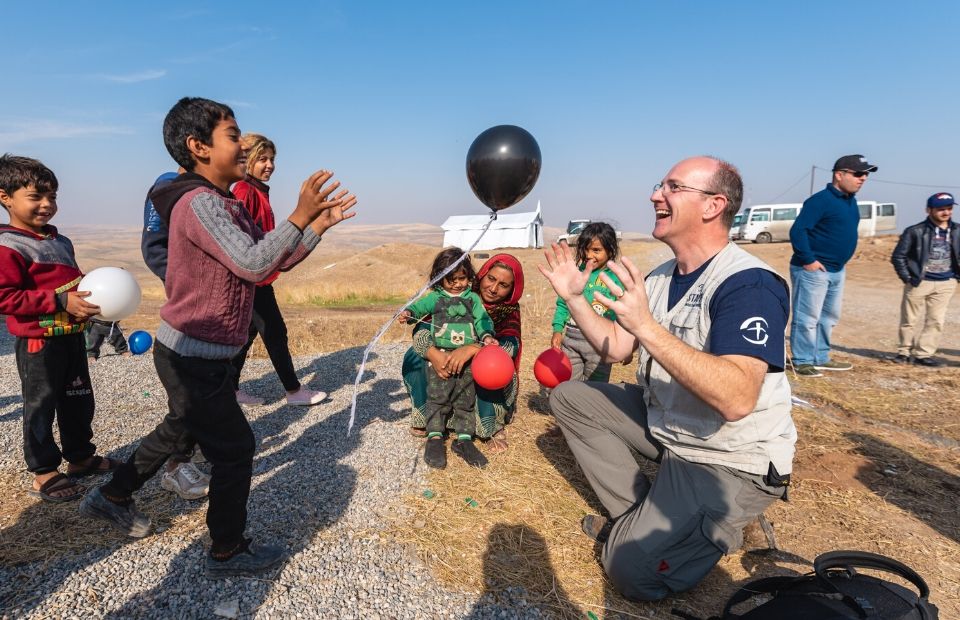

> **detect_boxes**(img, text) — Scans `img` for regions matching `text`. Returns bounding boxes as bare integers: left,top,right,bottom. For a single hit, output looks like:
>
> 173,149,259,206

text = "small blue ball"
129,330,153,355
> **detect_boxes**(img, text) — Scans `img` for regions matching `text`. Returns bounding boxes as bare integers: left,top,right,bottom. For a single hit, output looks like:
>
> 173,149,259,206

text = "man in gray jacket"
891,192,960,367
540,156,796,601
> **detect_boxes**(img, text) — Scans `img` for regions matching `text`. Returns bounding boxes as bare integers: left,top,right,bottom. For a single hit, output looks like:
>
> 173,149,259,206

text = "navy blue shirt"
669,262,789,371
789,183,860,272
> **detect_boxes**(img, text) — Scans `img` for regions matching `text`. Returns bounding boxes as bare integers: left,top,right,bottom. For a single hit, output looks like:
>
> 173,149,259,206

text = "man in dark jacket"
891,192,960,367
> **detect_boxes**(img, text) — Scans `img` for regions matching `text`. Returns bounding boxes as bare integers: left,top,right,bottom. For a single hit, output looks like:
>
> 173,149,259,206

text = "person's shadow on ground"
102,365,408,618
846,431,960,544
0,346,405,617
465,523,584,619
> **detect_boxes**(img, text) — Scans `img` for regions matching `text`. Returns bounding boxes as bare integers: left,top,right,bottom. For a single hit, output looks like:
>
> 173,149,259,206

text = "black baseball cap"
833,154,878,173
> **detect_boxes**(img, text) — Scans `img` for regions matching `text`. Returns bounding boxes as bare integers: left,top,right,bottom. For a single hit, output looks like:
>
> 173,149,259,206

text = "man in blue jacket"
789,154,877,377
891,192,960,367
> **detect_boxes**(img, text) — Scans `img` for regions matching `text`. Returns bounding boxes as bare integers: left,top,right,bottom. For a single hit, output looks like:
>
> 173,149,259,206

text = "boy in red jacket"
0,154,116,502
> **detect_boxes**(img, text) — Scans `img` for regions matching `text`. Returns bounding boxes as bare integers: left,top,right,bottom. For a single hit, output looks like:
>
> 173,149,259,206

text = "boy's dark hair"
576,222,619,265
0,154,59,197
430,247,476,287
162,97,236,171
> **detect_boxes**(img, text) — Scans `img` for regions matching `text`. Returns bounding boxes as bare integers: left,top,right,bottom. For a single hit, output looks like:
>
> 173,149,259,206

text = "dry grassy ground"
9,225,960,618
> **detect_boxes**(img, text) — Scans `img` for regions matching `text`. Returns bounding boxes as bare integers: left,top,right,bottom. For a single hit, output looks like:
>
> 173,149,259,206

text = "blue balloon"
128,330,153,355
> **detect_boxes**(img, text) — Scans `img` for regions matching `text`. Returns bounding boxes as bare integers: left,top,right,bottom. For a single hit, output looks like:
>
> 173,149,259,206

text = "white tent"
441,202,544,250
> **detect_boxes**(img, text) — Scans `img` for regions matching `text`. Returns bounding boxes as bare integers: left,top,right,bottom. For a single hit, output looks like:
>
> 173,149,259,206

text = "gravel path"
0,327,547,619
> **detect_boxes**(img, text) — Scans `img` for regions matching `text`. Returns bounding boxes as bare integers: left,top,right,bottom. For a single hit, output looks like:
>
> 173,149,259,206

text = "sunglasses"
838,169,870,178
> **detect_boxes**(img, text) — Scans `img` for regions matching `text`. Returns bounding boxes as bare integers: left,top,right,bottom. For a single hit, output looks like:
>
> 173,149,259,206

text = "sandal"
28,473,85,503
409,427,428,438
67,455,118,478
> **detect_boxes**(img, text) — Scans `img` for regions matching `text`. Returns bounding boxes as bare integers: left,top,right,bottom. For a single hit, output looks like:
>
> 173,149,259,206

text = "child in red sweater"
230,133,326,406
0,154,116,502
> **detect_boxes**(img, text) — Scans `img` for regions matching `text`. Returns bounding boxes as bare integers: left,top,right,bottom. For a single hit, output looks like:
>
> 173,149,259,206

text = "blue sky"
3,1,958,232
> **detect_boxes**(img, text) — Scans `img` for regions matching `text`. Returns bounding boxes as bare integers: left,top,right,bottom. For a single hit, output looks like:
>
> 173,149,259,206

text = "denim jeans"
789,266,845,366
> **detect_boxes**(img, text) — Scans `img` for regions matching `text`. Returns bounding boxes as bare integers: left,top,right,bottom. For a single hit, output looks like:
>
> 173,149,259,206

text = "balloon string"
347,211,497,434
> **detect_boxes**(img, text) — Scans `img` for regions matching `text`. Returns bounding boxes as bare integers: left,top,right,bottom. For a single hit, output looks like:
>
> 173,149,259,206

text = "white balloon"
77,267,142,322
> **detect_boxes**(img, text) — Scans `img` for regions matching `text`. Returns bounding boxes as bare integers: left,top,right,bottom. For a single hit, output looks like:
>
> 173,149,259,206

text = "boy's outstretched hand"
311,189,358,237
66,291,101,321
288,170,343,231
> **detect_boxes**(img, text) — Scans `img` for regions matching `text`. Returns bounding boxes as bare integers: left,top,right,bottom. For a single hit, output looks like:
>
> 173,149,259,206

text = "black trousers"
230,284,300,392
85,321,128,358
15,334,96,474
105,342,255,551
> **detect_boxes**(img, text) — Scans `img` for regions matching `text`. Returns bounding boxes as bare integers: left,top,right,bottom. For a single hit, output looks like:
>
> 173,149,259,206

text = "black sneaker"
205,539,285,579
423,437,447,469
580,514,614,543
892,354,911,364
79,487,151,538
914,357,943,367
451,439,488,468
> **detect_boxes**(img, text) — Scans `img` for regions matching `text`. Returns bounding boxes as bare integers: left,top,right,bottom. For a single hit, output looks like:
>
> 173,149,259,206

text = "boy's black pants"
105,342,255,551
230,284,301,392
15,334,96,474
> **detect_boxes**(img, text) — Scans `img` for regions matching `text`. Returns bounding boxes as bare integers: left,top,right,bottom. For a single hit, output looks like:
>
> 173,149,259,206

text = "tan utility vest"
638,243,796,475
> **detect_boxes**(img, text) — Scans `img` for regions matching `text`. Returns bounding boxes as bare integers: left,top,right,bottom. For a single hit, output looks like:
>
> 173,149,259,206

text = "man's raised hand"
537,242,592,301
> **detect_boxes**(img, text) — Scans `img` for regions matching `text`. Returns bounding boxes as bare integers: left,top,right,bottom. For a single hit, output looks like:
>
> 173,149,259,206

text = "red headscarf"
474,253,524,370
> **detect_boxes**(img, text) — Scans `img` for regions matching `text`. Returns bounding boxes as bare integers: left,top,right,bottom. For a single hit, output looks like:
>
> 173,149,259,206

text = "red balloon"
472,345,515,390
533,348,573,388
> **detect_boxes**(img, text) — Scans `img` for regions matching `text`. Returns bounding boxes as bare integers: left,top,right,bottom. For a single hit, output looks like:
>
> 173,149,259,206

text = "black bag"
680,550,939,620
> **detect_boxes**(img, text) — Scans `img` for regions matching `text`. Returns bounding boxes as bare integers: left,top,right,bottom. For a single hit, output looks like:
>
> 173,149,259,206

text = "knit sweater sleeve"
182,191,317,283
0,246,57,316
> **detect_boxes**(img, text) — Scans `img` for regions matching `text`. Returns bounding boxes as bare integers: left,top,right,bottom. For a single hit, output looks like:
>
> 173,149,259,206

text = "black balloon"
466,125,541,212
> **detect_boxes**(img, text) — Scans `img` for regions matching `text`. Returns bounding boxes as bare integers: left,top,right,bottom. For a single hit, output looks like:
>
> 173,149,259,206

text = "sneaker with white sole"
286,387,327,406
814,360,853,371
793,364,823,377
161,462,210,500
236,390,264,405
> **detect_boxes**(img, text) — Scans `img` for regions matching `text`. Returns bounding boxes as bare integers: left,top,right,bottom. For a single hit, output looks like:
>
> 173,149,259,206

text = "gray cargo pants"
549,380,785,601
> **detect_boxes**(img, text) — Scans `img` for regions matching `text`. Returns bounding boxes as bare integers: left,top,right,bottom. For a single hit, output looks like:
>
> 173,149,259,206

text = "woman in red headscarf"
402,253,524,451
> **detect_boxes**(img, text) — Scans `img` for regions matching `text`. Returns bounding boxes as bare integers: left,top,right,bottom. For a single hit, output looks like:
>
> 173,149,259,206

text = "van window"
859,204,871,219
750,212,770,222
732,214,743,226
881,204,895,216
772,208,797,221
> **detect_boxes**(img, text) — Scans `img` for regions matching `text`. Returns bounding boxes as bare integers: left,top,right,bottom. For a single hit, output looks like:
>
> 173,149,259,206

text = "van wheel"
755,232,772,244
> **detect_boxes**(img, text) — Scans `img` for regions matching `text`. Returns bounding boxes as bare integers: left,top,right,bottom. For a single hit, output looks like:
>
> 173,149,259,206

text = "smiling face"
0,184,57,234
191,117,248,191
479,265,515,304
441,268,470,295
582,238,611,270
249,148,276,182
649,157,719,244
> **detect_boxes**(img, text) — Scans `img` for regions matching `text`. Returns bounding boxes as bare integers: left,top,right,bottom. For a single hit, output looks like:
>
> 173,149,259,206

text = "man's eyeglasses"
839,169,870,178
653,181,719,196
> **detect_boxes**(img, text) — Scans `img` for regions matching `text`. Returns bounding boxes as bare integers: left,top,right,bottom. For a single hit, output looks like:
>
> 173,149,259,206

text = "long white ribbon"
347,211,498,433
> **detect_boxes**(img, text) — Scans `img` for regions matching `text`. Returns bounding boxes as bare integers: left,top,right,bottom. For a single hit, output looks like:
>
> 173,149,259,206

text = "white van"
733,203,803,243
728,213,744,240
857,201,897,237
